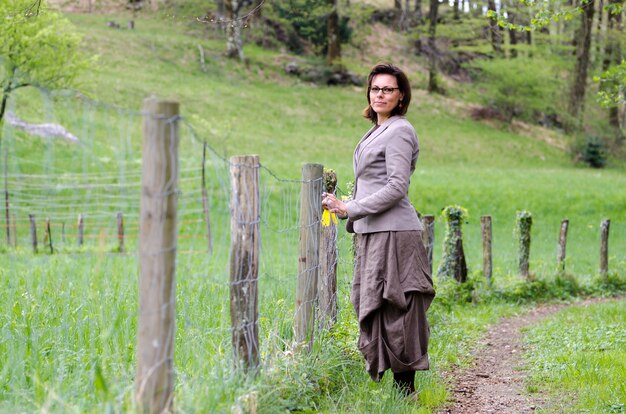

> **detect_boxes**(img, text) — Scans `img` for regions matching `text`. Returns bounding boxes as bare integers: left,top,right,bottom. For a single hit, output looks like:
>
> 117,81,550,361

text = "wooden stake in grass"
229,155,260,370
29,214,37,254
600,219,610,276
11,212,16,248
318,168,338,330
117,212,125,253
77,214,84,247
295,163,323,349
136,98,179,414
44,217,53,254
4,150,10,247
481,215,492,279
422,214,435,276
516,211,532,279
557,219,569,272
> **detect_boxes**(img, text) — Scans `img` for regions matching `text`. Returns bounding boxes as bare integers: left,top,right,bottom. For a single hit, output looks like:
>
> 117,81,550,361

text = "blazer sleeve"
346,123,418,220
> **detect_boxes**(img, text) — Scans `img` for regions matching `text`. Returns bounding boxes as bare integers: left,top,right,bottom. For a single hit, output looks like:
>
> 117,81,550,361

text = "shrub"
581,136,607,168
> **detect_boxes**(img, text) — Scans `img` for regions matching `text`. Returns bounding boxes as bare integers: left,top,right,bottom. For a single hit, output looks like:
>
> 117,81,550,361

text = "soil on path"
438,296,624,414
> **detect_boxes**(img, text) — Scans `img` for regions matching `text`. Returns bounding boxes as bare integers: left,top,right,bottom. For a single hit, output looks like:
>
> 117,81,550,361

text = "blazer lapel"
354,116,400,176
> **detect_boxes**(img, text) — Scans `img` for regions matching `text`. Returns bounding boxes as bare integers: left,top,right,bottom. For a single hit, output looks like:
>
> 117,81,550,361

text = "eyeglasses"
369,86,400,95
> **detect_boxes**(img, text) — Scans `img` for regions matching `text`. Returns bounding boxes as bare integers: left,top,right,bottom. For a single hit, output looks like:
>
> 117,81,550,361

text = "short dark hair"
362,63,411,123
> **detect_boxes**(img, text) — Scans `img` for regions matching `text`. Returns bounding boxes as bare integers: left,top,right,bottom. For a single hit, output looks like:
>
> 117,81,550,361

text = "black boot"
393,370,415,396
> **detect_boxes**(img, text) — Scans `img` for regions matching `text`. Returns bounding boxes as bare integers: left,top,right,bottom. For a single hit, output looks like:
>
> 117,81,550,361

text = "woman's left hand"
322,192,348,219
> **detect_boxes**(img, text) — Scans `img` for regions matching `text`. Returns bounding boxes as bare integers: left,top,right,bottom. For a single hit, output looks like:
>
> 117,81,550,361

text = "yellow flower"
321,209,338,227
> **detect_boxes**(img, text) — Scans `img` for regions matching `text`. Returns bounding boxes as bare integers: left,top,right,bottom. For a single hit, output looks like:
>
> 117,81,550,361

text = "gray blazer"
346,115,424,234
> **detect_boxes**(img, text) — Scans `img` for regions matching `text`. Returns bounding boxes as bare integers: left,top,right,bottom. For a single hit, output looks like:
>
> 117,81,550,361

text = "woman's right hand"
321,192,348,219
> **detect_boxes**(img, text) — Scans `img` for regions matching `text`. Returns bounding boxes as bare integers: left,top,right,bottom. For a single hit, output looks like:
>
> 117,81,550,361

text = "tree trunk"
508,11,518,58
326,0,341,64
453,0,460,20
569,0,595,122
225,0,245,61
0,92,8,123
487,0,502,54
595,0,604,63
602,0,624,142
427,0,440,93
415,0,422,21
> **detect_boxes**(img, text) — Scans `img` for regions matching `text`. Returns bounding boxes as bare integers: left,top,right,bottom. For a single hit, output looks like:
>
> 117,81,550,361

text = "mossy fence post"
437,206,467,283
600,219,610,276
557,219,569,272
318,169,338,330
421,214,435,275
295,163,323,350
229,155,260,370
516,211,532,279
481,215,492,279
135,98,179,414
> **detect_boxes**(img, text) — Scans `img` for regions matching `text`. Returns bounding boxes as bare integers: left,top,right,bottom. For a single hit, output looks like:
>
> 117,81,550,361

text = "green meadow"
1,8,625,413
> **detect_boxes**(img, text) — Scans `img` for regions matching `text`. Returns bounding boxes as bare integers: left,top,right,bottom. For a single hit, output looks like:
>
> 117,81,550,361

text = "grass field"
523,299,626,413
1,8,625,413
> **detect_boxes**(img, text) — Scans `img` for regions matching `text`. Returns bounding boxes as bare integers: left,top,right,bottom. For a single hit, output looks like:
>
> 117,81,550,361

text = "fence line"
1,92,624,412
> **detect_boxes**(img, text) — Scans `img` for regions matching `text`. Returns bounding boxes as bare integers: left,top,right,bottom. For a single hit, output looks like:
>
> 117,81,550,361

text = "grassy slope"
54,11,626,278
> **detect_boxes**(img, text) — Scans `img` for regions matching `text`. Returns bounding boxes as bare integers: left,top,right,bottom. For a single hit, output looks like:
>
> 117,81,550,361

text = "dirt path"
438,296,624,414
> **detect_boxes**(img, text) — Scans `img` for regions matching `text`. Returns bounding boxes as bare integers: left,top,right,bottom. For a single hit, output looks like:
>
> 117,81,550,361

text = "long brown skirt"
351,230,435,381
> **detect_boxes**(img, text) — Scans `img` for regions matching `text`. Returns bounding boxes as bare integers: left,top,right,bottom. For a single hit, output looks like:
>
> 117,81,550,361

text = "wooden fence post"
481,215,492,279
421,215,435,276
77,214,84,247
517,211,532,279
229,155,260,370
600,219,610,276
295,163,323,349
29,214,37,254
318,169,338,330
557,219,569,272
44,217,53,254
4,153,10,247
135,97,179,414
202,142,213,255
117,212,125,253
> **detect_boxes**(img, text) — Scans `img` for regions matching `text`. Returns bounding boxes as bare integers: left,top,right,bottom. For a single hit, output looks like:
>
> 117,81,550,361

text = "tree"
326,0,341,64
600,0,623,142
487,0,502,55
0,0,86,125
225,0,246,61
569,0,595,121
427,0,441,93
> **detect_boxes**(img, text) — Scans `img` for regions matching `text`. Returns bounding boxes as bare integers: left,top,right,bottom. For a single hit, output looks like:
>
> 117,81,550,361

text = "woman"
322,63,435,396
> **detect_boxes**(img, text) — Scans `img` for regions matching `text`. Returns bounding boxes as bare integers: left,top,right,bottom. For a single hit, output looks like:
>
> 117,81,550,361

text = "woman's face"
369,74,404,121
